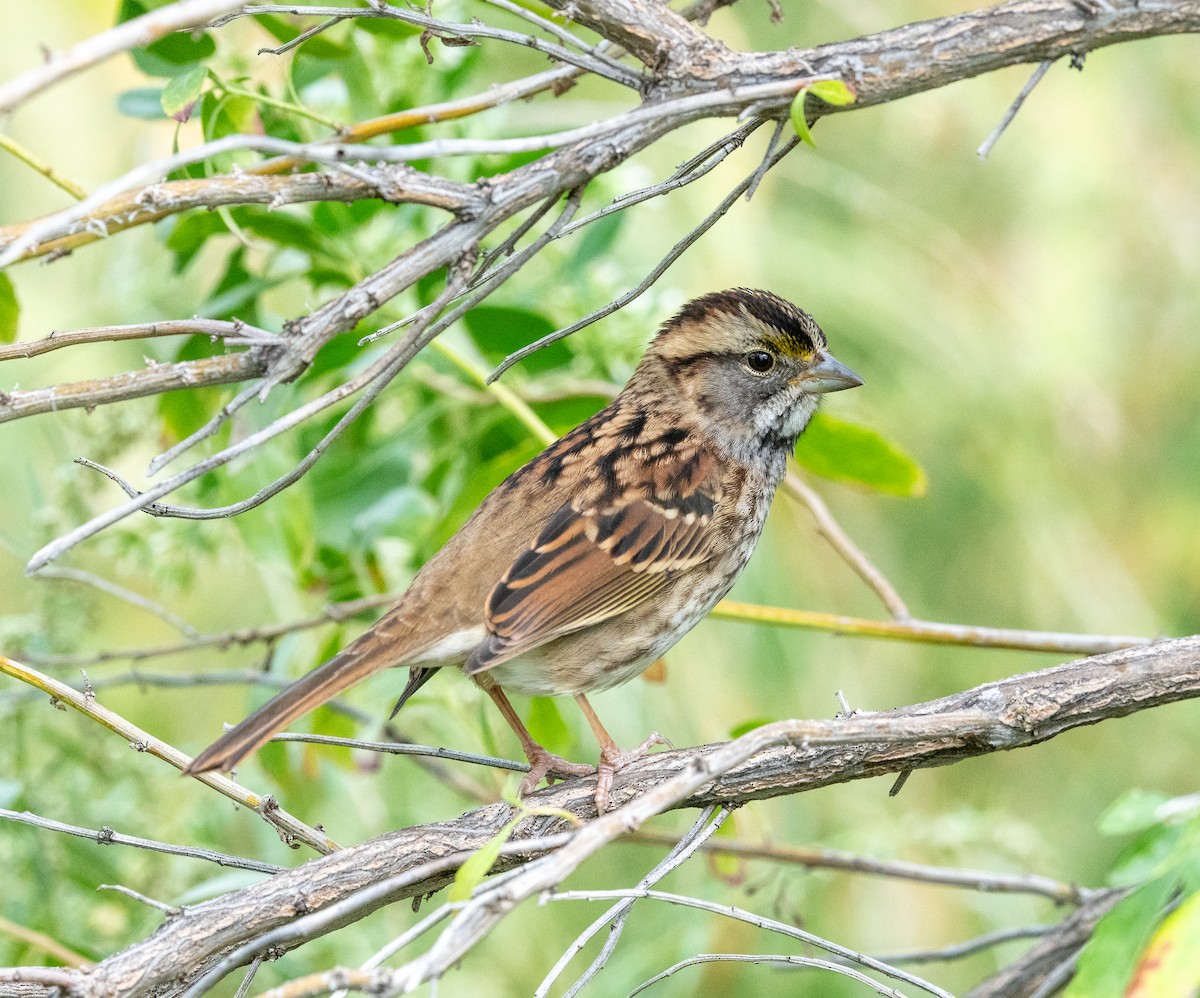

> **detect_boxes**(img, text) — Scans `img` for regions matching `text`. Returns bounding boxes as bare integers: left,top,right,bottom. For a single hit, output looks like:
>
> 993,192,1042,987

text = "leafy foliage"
1069,792,1200,996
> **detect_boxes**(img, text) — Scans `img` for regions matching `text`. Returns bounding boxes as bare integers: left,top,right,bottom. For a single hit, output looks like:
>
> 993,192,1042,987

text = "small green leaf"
808,79,857,106
450,816,521,902
161,66,208,121
1101,790,1174,836
729,718,773,739
789,78,856,147
120,0,217,77
527,696,571,755
795,411,927,497
464,306,571,374
117,87,167,120
1067,876,1178,998
0,273,18,344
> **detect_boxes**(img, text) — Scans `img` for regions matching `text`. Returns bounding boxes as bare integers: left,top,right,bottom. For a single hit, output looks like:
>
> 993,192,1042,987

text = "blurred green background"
1,1,1198,994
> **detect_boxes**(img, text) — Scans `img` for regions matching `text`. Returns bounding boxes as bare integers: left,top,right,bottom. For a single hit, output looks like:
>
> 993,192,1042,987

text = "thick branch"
14,636,1196,998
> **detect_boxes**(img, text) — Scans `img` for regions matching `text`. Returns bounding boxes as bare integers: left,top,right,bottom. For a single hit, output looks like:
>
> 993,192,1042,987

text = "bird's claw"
594,731,669,814
518,746,595,798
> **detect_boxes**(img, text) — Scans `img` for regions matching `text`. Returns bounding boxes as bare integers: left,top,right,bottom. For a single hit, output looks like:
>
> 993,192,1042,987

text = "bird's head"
639,288,862,455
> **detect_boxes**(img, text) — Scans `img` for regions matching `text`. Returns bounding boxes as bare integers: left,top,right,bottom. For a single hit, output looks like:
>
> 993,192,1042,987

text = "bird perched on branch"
185,288,862,811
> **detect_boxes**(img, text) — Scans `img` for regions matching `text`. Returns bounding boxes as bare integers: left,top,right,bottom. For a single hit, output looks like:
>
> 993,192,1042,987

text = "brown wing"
465,490,718,674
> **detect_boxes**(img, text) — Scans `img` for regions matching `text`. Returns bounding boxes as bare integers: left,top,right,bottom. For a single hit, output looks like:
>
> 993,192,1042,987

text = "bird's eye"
746,351,775,374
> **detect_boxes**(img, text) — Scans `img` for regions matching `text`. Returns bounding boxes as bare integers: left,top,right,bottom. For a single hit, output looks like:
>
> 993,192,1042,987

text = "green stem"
0,133,87,200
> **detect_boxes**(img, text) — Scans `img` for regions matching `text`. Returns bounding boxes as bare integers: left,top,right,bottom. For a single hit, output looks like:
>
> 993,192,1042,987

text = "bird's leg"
482,683,594,796
574,694,668,813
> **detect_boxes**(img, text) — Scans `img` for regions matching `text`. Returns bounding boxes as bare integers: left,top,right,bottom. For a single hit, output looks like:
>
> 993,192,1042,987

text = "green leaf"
161,66,208,121
530,395,610,437
163,211,229,272
117,87,167,120
120,0,216,77
450,816,521,902
527,697,571,755
1101,790,1174,836
789,78,856,147
794,411,927,497
464,306,571,374
809,79,857,106
1109,824,1182,887
1126,889,1200,997
0,273,18,344
1067,876,1178,998
729,718,773,739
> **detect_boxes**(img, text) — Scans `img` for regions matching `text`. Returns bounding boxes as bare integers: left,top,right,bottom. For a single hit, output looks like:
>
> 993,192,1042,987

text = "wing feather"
466,484,719,674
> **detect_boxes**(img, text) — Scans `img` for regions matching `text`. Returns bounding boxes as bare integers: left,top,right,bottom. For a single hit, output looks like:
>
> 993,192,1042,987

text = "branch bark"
4,636,1194,998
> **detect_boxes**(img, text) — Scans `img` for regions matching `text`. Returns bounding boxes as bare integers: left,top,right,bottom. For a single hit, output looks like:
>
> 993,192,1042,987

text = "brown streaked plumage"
184,289,862,811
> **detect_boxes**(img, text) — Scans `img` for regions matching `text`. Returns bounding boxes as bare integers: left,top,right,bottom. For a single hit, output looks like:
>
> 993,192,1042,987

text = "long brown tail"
184,646,386,775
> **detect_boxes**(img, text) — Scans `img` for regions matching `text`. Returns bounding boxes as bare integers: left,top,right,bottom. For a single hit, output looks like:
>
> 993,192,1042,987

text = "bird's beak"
797,352,864,394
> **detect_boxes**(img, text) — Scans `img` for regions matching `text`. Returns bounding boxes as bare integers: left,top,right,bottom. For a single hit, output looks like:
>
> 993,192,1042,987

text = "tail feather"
184,647,383,776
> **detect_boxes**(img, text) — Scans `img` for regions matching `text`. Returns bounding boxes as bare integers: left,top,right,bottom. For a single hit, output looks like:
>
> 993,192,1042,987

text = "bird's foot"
594,731,671,814
518,745,596,798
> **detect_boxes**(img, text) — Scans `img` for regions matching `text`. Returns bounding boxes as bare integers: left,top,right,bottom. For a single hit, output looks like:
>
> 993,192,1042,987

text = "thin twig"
146,381,263,476
874,924,1053,965
0,654,338,855
97,884,181,917
487,134,799,382
556,119,764,238
783,471,910,619
472,0,637,81
625,830,1092,904
272,733,528,774
0,808,286,875
0,132,86,200
630,952,911,997
711,600,1150,656
0,318,278,362
218,3,645,88
232,956,265,998
538,806,730,997
977,60,1054,159
0,915,92,968
34,566,198,639
17,595,396,669
549,889,951,998
0,353,265,425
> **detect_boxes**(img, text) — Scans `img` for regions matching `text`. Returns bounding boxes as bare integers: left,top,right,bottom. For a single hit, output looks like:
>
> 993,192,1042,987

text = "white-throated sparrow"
186,289,862,810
